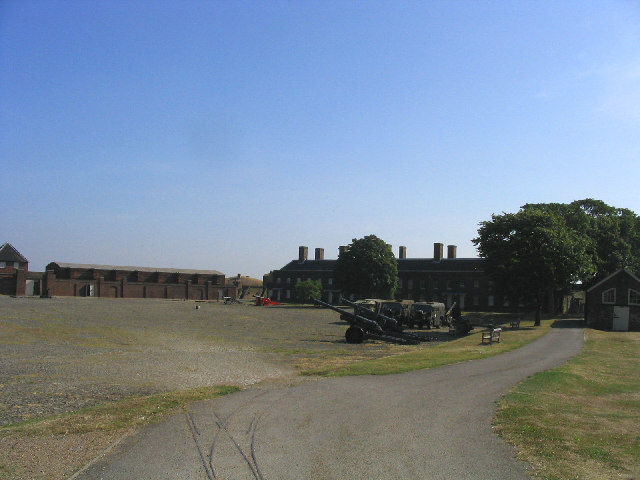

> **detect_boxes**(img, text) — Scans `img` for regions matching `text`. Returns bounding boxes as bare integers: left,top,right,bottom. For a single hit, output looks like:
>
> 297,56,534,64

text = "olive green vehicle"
378,300,413,325
407,302,447,329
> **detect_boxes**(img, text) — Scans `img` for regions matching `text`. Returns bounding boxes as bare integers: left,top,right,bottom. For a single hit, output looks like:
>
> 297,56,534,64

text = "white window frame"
0,261,6,268
629,289,640,306
602,288,616,305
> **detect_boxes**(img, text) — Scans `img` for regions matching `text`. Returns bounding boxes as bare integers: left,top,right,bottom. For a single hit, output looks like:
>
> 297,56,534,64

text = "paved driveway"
75,321,584,480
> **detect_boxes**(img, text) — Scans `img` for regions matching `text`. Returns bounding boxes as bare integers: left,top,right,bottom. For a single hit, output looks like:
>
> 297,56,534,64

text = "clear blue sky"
2,1,639,279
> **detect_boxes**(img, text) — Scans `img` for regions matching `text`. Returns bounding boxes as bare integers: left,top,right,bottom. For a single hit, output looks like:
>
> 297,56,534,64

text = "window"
276,277,282,284
328,278,333,286
488,295,494,307
473,280,480,288
407,279,413,289
14,262,20,268
629,289,640,306
0,261,5,268
473,296,479,306
419,280,426,289
602,288,616,304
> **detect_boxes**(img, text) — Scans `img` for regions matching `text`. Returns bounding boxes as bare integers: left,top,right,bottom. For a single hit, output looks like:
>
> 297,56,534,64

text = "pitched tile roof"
276,257,484,273
47,262,224,276
0,242,28,263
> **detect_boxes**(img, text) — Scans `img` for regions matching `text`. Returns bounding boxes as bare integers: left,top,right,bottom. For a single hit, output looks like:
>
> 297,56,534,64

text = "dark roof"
397,258,484,273
275,258,484,274
47,262,224,276
0,243,28,263
277,260,336,272
586,268,640,292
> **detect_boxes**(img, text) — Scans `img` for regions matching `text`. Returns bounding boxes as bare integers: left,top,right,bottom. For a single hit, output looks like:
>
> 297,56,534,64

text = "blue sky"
2,1,639,278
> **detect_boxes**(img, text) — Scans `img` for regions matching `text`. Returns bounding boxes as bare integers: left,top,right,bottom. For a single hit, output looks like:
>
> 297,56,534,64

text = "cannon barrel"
339,297,399,330
312,298,383,333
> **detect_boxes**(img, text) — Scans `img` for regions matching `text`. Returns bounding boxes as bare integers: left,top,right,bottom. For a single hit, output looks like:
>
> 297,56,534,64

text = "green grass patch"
302,318,553,376
1,385,240,437
495,329,640,480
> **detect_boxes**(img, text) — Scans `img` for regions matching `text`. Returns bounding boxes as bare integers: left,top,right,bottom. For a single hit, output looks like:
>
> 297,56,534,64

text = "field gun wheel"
345,326,365,344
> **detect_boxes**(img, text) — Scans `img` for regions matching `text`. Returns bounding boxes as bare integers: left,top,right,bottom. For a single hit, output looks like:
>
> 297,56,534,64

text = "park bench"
509,318,521,329
482,327,502,344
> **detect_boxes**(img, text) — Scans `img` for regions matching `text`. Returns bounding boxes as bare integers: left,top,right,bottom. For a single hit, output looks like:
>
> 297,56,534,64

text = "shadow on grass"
551,318,585,328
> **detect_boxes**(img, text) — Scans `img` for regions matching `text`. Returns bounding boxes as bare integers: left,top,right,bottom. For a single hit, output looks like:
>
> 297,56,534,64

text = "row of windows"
0,261,21,269
276,277,334,286
400,279,486,290
270,289,512,308
275,276,487,290
602,288,640,306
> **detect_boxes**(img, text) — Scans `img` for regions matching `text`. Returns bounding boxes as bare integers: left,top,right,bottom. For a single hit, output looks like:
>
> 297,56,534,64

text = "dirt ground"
0,296,354,426
1,295,434,479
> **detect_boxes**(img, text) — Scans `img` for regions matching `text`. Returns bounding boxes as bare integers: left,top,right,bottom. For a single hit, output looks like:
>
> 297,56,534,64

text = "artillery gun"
407,302,446,329
312,297,429,345
447,302,473,335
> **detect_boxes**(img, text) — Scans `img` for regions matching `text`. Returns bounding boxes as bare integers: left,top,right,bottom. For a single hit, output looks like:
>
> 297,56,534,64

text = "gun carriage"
313,297,429,345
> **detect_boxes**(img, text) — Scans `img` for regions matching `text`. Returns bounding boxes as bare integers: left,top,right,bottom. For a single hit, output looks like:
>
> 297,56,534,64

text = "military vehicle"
407,302,447,329
313,297,429,345
378,299,413,326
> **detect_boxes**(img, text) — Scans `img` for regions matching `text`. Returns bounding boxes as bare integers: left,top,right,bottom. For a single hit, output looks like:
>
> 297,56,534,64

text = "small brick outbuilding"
585,268,640,331
0,242,28,296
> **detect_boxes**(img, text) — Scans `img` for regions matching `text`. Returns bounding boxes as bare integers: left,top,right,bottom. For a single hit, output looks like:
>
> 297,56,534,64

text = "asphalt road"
75,320,584,480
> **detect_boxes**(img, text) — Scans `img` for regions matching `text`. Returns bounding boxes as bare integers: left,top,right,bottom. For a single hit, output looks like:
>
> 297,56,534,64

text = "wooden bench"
482,327,502,344
509,318,521,329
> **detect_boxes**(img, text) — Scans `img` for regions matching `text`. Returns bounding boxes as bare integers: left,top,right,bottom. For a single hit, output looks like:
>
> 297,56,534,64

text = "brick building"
0,242,28,296
264,243,499,310
42,262,232,300
585,268,640,331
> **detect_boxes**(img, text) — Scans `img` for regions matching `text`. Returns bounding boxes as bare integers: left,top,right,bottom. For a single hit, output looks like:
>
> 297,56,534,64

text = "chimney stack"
399,246,407,259
338,246,349,257
315,248,324,260
298,246,308,263
434,243,444,261
447,245,457,259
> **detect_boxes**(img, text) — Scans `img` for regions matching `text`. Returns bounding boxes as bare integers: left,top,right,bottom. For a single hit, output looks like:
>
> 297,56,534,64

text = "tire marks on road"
185,389,291,480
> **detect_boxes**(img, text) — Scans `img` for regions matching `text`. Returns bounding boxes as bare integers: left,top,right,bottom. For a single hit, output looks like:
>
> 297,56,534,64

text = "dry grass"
495,329,640,480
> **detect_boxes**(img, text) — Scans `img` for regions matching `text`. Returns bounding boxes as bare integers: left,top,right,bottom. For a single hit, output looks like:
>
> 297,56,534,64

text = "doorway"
613,306,630,331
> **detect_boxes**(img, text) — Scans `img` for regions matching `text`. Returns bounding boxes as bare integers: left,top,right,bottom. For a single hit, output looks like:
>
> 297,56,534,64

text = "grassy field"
494,329,640,480
3,296,637,480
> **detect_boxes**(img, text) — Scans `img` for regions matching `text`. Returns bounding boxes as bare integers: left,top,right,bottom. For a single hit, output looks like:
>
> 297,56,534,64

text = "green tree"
473,206,592,325
569,199,640,283
333,235,398,299
522,199,640,285
294,279,322,304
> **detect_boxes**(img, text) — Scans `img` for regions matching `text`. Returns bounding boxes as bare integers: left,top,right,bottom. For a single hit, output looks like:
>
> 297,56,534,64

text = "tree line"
293,199,639,325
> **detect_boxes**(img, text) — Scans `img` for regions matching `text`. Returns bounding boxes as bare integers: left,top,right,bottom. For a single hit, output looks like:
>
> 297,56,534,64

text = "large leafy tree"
333,235,398,299
473,206,592,325
294,279,322,303
522,199,640,285
569,199,640,283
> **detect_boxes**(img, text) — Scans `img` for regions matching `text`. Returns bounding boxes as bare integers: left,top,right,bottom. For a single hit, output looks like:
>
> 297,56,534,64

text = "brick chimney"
399,246,407,259
298,246,308,263
434,243,444,261
447,245,457,259
315,248,324,260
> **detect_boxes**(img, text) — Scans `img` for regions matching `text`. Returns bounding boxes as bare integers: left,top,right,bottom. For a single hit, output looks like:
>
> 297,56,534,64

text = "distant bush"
294,279,322,303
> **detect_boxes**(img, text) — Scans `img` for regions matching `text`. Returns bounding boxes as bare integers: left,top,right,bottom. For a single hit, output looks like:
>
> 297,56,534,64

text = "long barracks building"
264,243,499,310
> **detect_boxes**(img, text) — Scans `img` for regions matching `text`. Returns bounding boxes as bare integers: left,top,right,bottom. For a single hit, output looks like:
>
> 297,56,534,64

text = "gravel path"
75,320,585,480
